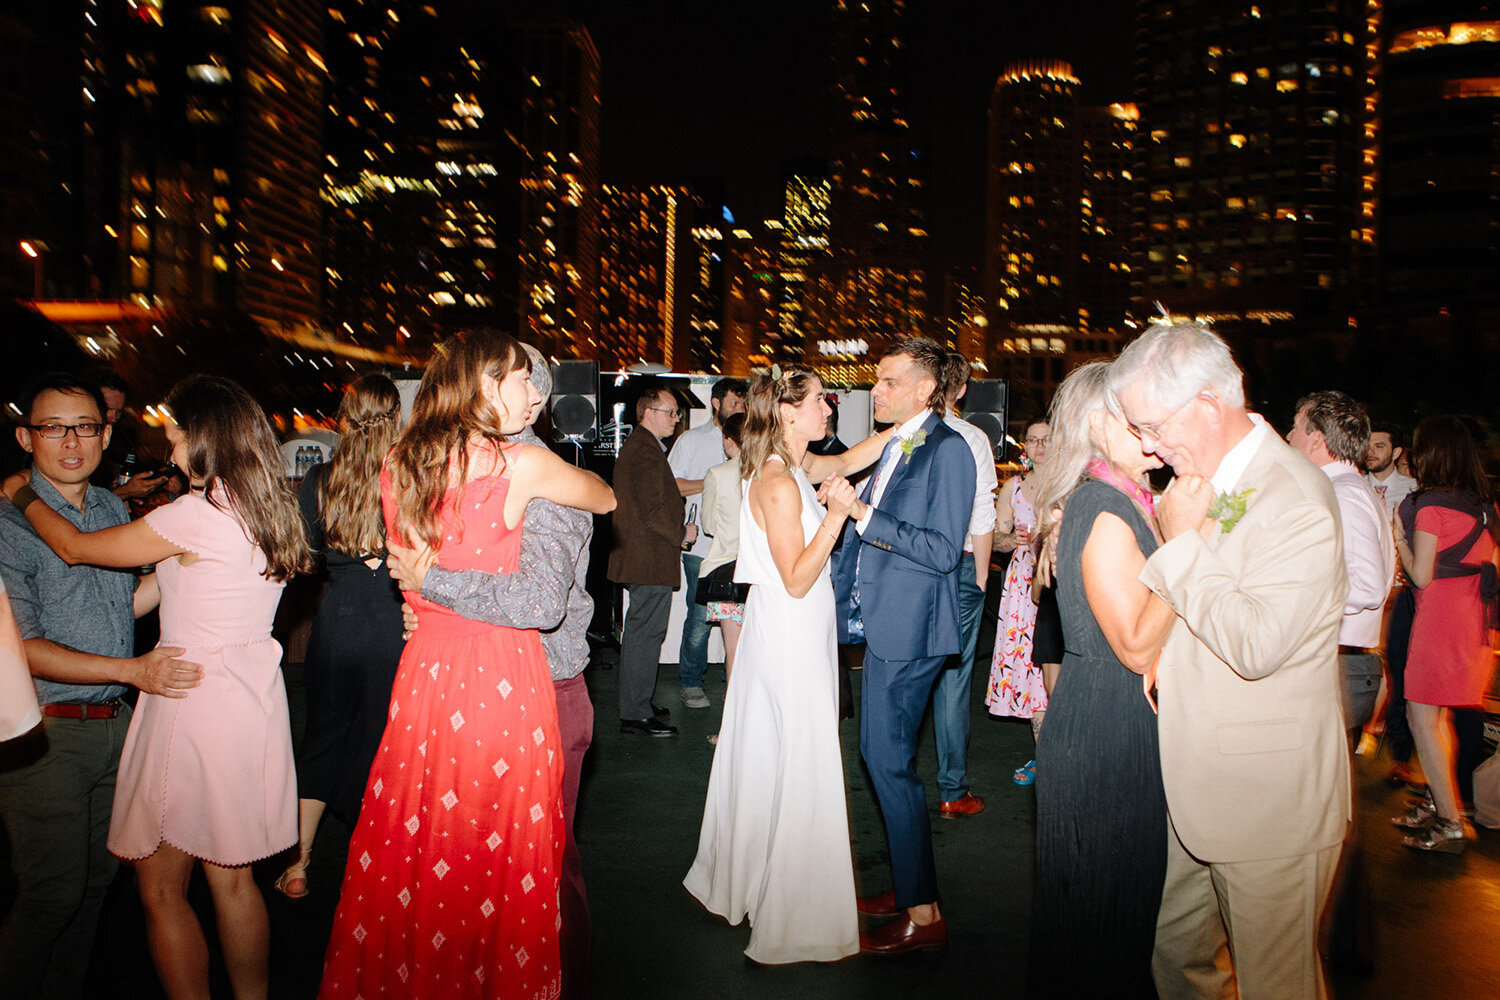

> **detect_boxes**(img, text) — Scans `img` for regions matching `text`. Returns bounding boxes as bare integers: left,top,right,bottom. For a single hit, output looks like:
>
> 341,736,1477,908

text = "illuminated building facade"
813,0,927,380
777,165,831,361
1133,0,1371,327
518,20,600,361
323,2,517,354
722,225,784,378
985,61,1137,398
596,184,696,370
939,266,987,363
2,0,326,332
1379,7,1500,314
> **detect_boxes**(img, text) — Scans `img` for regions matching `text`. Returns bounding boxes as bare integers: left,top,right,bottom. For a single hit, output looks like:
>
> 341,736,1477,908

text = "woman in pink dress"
985,421,1050,782
6,375,312,999
318,331,615,1000
1392,416,1499,854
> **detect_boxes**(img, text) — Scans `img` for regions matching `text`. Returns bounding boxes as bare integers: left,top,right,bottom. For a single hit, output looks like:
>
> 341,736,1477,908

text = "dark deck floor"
6,640,1498,998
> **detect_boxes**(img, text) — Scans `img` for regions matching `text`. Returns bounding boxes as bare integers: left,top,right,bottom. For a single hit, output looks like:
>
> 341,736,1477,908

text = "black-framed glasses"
26,422,106,439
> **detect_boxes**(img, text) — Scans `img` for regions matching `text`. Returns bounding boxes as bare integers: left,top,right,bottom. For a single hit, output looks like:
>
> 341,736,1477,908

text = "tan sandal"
273,865,309,899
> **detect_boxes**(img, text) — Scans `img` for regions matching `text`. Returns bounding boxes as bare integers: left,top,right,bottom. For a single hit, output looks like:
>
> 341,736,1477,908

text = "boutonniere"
899,428,927,457
1207,487,1256,533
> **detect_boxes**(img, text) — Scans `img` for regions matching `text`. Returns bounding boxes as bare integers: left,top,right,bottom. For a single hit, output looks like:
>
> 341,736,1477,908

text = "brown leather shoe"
938,792,985,818
856,889,898,917
859,913,948,955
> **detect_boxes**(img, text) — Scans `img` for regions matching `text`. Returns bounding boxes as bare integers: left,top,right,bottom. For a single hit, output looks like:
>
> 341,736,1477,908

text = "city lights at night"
1,2,1499,997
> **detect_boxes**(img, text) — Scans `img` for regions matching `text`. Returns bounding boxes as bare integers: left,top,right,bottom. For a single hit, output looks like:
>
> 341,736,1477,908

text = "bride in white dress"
684,366,865,964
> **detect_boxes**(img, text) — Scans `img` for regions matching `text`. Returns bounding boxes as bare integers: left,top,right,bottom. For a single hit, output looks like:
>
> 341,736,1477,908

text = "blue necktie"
850,435,903,641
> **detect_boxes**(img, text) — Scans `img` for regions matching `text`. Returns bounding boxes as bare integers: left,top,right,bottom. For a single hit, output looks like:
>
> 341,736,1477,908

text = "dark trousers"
1382,588,1415,762
0,710,130,1000
860,651,947,909
554,674,593,1000
934,558,984,801
618,584,671,721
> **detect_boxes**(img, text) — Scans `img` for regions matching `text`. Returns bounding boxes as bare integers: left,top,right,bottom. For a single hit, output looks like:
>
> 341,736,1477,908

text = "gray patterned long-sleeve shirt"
420,427,594,681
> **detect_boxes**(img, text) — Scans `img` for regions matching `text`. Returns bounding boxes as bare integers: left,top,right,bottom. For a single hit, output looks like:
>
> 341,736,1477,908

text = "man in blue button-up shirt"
0,374,200,1000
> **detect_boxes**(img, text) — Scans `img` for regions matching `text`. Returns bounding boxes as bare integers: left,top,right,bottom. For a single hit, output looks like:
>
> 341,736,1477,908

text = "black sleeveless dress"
1028,479,1166,999
296,464,406,824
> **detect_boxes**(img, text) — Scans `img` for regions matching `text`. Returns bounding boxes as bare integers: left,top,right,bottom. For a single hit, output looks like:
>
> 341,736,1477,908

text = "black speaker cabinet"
550,360,599,443
963,379,1008,460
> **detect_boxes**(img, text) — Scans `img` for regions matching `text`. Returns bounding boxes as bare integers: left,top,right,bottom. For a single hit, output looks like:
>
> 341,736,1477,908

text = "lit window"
1230,72,1249,85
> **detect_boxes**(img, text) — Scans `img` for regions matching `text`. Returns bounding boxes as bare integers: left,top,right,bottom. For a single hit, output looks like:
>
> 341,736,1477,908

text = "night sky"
502,1,1136,275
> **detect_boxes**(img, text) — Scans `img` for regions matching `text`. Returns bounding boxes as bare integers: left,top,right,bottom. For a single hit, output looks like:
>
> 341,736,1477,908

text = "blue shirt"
0,472,136,704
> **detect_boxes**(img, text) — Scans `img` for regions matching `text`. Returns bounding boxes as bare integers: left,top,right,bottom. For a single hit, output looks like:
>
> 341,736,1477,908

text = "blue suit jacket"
831,410,976,661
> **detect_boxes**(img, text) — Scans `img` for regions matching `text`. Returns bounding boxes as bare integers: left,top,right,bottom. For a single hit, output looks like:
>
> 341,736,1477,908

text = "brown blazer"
607,427,685,587
1140,431,1351,863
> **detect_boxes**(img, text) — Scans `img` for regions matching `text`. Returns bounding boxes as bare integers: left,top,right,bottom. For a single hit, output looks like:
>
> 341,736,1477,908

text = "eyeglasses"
1024,435,1050,446
26,422,106,439
1128,393,1204,442
648,407,681,419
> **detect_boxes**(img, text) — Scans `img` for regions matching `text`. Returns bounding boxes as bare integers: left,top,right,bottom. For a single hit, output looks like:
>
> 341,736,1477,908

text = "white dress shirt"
668,419,725,557
943,413,998,551
1324,460,1396,647
1209,413,1271,494
856,410,932,533
1365,470,1416,520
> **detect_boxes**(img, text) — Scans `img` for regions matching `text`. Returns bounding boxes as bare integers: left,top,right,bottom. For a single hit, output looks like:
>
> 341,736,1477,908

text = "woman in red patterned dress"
319,332,615,999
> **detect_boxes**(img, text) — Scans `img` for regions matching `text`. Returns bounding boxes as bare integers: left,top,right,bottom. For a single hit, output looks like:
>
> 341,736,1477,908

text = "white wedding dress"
683,461,859,963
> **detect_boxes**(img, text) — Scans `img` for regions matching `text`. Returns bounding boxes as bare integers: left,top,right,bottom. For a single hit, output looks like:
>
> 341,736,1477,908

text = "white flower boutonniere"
898,428,927,457
1208,486,1256,533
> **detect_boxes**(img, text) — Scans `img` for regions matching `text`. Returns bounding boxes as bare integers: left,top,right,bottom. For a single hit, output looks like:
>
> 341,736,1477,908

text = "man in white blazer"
1110,324,1351,1000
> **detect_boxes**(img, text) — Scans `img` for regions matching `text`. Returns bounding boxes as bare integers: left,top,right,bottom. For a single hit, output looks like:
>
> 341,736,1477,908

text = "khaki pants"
1153,815,1340,1000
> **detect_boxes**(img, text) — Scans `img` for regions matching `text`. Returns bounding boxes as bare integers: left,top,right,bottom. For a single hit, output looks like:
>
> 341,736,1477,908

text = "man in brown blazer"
608,387,688,736
1111,324,1351,1000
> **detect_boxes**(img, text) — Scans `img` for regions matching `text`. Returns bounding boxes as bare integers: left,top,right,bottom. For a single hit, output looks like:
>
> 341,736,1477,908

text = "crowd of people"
0,321,1494,999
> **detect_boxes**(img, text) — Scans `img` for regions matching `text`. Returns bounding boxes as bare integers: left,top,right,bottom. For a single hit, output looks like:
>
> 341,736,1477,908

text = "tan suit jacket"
1140,432,1351,863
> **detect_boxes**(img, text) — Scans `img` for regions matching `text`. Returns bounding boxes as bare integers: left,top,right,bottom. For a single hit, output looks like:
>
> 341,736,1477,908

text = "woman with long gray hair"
1026,361,1177,998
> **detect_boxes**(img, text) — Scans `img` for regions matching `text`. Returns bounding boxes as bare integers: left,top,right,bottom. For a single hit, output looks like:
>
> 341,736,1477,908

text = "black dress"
1029,479,1166,999
296,464,406,824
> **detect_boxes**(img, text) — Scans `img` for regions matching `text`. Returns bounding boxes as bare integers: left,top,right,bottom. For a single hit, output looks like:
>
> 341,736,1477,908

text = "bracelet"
10,484,40,514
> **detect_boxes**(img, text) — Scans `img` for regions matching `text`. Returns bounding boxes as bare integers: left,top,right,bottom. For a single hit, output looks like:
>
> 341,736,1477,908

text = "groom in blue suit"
832,337,976,954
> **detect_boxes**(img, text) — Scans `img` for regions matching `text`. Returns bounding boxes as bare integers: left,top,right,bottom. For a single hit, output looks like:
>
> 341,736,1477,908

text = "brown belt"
1337,645,1380,656
41,699,125,720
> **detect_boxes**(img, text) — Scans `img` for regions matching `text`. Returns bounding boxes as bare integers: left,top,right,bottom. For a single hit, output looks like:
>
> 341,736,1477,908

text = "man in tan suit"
1110,324,1350,1000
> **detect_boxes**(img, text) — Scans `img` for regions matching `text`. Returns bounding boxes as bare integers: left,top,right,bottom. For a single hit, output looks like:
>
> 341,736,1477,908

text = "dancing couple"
685,337,976,961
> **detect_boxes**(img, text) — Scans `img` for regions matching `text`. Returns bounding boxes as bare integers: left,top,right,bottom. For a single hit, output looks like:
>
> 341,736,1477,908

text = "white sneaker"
681,687,710,709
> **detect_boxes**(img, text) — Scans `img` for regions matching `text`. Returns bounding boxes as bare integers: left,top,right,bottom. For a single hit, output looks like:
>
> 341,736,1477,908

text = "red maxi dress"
320,464,565,1000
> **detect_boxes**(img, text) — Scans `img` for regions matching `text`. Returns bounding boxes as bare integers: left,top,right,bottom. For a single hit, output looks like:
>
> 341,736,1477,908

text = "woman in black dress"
1026,362,1179,998
275,376,406,898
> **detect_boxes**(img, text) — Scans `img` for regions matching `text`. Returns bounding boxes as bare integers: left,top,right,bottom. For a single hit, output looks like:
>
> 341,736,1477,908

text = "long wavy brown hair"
322,375,402,557
739,365,821,481
167,376,314,581
387,330,529,549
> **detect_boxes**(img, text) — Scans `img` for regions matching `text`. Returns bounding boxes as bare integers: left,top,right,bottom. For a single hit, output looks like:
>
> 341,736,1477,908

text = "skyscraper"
596,184,695,370
1133,0,1371,328
1379,8,1500,314
811,0,927,380
777,162,831,362
323,2,519,354
517,20,600,361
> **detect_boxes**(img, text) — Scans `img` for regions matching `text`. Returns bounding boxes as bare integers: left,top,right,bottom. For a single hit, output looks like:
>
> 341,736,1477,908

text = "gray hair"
1108,323,1244,412
522,343,552,399
1296,390,1369,465
1032,361,1116,541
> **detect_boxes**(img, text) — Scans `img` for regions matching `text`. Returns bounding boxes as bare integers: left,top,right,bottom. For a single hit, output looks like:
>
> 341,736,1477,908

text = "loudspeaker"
962,379,1009,460
550,360,599,443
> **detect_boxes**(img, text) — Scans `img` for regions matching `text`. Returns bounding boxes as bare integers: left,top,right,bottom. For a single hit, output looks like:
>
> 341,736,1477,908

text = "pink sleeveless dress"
109,491,295,864
985,482,1047,718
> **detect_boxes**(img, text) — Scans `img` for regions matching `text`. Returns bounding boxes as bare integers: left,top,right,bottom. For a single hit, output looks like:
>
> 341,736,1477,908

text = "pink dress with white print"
984,481,1047,718
319,460,563,1000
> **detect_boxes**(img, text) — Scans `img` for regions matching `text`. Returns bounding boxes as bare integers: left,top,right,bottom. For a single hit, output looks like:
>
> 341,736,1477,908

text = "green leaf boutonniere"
898,428,927,457
1207,486,1256,533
